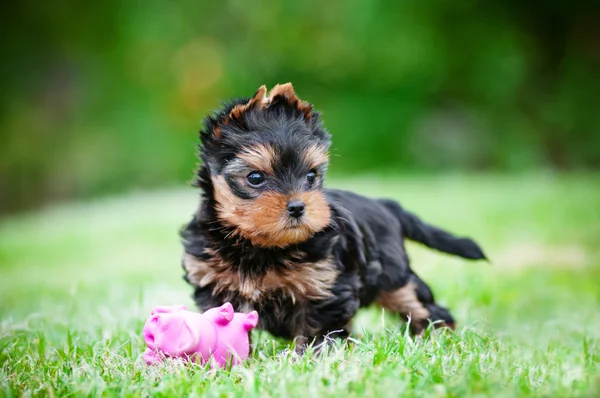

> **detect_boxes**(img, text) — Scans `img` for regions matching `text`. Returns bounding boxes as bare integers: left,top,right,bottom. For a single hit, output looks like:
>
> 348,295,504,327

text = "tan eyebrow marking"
302,145,329,169
237,144,277,174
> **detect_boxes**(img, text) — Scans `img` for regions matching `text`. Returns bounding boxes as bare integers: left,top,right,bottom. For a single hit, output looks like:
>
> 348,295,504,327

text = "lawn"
1,174,599,397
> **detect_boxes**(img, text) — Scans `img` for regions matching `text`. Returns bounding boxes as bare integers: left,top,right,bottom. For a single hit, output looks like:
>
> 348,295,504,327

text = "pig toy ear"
214,302,235,325
151,305,186,315
243,311,259,331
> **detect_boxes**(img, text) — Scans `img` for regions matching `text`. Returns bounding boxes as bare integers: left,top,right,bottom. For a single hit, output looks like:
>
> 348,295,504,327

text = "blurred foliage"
1,0,599,213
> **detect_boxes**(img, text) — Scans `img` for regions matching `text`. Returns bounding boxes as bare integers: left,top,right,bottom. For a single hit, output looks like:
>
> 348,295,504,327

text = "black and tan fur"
181,83,486,348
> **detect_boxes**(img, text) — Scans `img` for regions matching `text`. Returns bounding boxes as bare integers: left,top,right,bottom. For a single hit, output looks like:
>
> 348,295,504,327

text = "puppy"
181,83,486,348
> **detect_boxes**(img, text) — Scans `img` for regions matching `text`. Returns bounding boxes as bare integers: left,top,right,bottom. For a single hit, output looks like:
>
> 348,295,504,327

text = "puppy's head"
198,83,332,248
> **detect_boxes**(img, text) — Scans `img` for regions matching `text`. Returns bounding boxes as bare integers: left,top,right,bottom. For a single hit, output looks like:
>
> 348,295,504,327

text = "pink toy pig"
142,303,258,368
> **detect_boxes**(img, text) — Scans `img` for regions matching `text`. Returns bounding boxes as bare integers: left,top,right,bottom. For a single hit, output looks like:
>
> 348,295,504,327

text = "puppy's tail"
379,199,487,260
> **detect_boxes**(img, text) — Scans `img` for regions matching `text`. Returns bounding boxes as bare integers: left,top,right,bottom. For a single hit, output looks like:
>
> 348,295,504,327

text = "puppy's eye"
306,170,317,185
246,171,266,187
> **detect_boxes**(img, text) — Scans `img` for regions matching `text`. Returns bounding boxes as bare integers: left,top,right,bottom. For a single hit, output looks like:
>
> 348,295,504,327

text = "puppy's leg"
376,272,455,334
293,285,358,355
293,329,350,356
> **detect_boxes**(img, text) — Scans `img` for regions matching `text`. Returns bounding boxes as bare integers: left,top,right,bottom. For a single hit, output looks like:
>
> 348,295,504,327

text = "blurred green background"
1,0,599,214
2,4,600,394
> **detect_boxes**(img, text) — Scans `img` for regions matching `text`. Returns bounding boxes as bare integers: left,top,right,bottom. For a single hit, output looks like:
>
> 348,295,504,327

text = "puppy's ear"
229,85,269,121
202,86,268,141
268,83,313,121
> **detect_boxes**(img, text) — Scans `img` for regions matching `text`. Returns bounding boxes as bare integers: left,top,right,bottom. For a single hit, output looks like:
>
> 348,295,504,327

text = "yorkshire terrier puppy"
181,83,486,349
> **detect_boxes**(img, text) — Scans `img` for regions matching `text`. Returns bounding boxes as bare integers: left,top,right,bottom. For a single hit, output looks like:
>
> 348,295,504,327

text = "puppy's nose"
286,200,305,218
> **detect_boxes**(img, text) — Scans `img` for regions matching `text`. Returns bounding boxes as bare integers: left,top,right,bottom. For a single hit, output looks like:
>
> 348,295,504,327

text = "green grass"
1,174,599,397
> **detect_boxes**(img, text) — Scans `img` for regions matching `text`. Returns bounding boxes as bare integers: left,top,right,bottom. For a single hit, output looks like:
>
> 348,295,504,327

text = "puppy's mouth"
285,218,306,229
